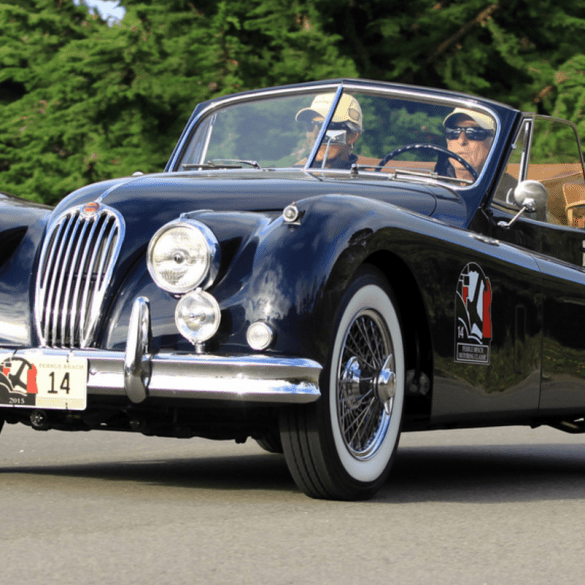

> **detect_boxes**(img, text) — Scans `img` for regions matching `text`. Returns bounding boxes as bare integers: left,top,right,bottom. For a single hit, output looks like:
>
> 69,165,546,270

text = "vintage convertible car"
2,79,585,500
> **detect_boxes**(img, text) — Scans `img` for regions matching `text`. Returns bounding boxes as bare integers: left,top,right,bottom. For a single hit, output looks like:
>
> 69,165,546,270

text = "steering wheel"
377,143,478,181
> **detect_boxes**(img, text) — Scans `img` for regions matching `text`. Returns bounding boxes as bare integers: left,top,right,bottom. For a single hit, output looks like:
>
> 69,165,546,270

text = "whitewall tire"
281,267,405,500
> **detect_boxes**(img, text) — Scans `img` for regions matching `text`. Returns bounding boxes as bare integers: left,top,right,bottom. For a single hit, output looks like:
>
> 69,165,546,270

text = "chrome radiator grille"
35,204,125,348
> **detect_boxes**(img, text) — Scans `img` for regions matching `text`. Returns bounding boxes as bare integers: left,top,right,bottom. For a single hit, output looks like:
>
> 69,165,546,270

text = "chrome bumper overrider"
0,298,322,405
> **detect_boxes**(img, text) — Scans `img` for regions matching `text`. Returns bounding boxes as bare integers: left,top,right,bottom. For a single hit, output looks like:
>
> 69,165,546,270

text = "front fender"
211,194,421,363
101,211,274,352
101,194,424,363
0,195,51,347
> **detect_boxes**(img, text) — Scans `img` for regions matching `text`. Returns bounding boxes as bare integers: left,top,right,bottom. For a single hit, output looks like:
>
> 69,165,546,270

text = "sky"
77,0,126,22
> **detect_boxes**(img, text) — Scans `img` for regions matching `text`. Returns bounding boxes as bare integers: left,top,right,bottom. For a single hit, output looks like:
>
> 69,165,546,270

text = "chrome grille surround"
35,203,125,349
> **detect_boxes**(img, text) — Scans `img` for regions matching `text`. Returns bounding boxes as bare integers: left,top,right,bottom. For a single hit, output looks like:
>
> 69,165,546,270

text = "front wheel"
280,267,405,500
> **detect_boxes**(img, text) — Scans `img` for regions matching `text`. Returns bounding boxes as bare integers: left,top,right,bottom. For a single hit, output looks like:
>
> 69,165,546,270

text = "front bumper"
0,298,322,406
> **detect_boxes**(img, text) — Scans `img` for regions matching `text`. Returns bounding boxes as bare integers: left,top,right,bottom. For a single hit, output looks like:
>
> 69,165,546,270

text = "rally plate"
0,355,87,410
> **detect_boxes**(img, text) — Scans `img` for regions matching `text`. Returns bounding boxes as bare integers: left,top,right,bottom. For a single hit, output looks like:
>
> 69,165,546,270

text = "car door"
484,115,585,416
427,227,543,424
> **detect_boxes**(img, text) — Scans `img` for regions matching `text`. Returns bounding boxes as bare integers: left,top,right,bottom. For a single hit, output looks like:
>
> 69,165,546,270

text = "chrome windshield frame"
166,79,503,190
303,84,344,171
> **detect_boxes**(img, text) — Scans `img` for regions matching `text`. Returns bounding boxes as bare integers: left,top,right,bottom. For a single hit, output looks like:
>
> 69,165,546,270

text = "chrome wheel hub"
376,355,397,415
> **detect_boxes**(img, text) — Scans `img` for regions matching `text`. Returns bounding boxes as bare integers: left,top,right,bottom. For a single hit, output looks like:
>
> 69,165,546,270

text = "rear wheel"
280,267,405,500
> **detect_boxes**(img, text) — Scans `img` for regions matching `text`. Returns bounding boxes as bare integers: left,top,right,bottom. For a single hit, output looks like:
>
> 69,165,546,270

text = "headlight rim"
147,219,220,294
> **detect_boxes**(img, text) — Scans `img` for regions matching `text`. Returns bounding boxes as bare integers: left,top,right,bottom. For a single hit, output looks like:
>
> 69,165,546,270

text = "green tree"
0,0,106,202
2,0,585,205
313,0,585,110
550,54,585,139
0,0,357,204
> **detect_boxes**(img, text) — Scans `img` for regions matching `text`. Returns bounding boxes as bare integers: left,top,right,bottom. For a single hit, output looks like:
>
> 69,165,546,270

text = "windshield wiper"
182,159,262,170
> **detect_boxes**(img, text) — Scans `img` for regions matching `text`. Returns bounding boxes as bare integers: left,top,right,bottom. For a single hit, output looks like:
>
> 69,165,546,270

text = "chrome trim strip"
0,349,322,405
78,217,108,342
166,82,343,170
62,218,89,341
43,216,74,343
70,218,99,343
518,118,533,182
84,216,119,347
304,84,343,171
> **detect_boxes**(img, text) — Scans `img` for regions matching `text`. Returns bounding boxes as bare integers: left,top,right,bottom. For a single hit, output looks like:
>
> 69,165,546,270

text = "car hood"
49,169,464,265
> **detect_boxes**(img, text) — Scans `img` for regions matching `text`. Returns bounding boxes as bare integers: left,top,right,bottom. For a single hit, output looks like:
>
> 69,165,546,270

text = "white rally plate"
0,354,87,410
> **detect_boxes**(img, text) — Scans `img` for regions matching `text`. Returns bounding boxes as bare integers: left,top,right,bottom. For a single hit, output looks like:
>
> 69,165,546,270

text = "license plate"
0,354,87,410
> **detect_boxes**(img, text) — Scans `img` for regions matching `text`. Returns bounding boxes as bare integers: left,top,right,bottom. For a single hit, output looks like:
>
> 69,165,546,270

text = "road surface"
1,421,585,584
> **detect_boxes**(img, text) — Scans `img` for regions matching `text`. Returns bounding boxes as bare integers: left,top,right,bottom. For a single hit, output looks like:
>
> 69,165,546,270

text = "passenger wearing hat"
443,108,495,182
296,93,363,169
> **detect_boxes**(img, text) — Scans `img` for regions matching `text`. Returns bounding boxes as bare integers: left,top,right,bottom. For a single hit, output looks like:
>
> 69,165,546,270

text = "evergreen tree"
0,0,356,203
314,0,585,110
1,0,585,204
0,0,105,202
550,54,585,140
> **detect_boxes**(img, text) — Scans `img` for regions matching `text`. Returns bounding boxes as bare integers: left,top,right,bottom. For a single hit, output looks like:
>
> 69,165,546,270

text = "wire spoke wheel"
338,311,394,458
281,267,404,500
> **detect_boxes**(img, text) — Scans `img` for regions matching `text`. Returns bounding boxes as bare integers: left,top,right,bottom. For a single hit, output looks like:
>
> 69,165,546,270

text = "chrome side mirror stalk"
498,197,536,229
498,180,548,229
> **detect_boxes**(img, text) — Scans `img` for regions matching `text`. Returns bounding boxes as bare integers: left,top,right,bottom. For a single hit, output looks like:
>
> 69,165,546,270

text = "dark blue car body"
2,79,585,500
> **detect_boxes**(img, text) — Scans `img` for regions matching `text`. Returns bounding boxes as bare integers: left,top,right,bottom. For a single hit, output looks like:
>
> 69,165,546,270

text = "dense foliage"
1,0,584,204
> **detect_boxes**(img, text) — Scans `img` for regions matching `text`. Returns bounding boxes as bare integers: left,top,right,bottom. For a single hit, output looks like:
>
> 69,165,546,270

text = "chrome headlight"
147,220,219,294
175,289,221,344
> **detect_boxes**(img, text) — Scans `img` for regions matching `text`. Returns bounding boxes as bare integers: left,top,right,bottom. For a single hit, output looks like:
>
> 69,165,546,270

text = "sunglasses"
304,121,350,133
446,126,494,141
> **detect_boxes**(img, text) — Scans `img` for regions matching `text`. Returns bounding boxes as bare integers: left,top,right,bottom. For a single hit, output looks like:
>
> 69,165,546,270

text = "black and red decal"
0,358,38,406
455,263,492,365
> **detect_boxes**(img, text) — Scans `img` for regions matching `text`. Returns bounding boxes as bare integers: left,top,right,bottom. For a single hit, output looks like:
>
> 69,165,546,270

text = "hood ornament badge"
81,202,101,217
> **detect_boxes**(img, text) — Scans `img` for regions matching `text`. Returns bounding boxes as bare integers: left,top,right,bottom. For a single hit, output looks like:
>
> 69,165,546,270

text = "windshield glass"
178,89,497,185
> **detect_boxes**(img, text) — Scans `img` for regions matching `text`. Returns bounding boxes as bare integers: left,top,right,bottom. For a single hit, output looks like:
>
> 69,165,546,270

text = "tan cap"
444,108,495,131
296,93,363,130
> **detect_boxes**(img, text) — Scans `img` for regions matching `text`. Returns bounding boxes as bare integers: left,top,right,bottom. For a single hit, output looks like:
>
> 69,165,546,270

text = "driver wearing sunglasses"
444,108,495,182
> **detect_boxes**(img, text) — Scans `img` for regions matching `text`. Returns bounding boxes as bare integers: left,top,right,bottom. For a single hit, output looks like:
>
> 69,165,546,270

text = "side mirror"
513,180,548,214
499,180,548,229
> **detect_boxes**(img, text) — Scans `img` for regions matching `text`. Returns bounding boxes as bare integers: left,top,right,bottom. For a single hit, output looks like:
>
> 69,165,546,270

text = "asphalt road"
2,420,585,585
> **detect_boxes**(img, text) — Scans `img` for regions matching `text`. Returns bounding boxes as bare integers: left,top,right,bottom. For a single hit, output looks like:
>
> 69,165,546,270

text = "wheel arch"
361,250,434,425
